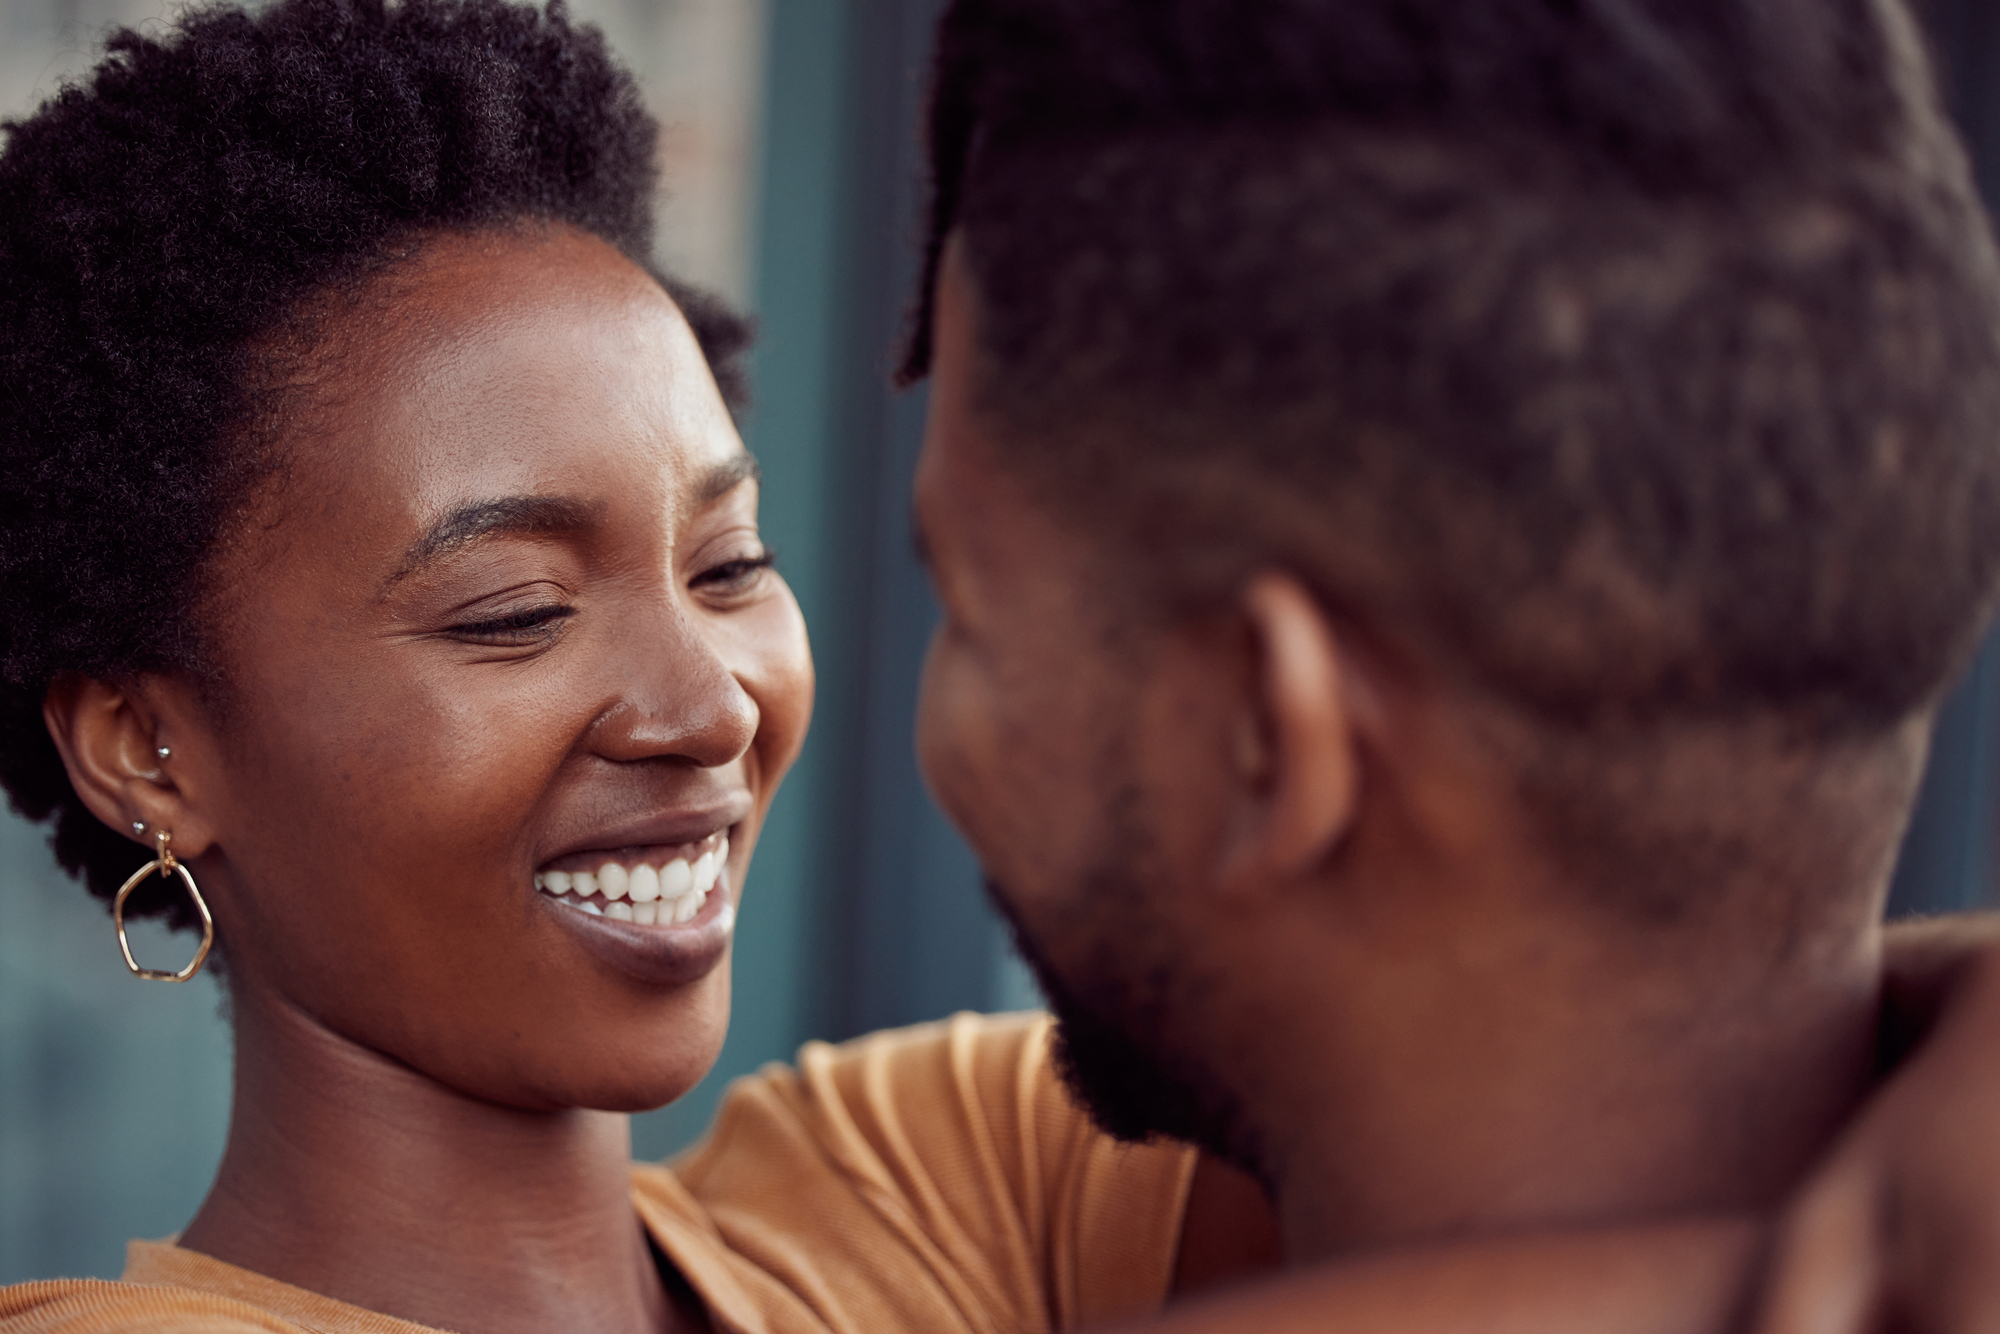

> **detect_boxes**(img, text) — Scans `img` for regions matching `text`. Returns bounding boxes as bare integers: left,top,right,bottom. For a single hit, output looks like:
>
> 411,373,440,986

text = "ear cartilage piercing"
132,821,146,836
156,746,171,760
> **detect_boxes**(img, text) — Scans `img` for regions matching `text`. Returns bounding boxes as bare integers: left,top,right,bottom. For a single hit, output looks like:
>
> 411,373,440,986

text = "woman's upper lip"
540,796,752,866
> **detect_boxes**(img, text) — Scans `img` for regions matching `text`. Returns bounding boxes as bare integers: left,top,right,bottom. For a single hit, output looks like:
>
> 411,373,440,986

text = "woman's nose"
586,614,759,770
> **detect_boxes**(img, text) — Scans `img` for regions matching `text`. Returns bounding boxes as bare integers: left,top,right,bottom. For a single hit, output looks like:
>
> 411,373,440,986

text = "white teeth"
537,837,730,925
628,863,661,903
598,863,629,901
660,858,692,899
543,883,703,925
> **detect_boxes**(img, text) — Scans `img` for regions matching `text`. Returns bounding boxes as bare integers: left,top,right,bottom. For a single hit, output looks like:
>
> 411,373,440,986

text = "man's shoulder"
646,1010,1197,1333
669,1009,1065,1186
791,1008,1056,1083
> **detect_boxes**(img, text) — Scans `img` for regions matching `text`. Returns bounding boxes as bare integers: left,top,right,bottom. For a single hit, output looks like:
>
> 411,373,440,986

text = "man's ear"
43,675,217,857
1219,572,1365,890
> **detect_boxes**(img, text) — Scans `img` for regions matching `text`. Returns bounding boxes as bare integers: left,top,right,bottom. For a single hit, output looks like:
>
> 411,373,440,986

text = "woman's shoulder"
0,1244,452,1334
0,1277,300,1333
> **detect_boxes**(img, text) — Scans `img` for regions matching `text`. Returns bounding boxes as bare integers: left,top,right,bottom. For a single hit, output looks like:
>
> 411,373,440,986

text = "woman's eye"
692,550,776,599
446,604,576,644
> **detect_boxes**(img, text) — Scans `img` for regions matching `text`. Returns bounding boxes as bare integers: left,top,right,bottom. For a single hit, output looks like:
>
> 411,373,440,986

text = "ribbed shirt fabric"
0,1012,1196,1334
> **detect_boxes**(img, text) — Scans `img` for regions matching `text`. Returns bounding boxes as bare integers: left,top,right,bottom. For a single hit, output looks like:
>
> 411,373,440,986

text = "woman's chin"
585,1054,726,1114
575,999,733,1115
511,1059,725,1118
434,978,734,1116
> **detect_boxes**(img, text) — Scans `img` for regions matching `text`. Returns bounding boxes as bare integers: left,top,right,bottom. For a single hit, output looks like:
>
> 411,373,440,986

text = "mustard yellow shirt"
0,1013,1196,1333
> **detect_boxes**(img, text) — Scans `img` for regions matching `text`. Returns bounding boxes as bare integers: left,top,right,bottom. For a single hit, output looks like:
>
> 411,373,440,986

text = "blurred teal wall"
0,812,232,1281
1886,0,2000,917
630,0,1037,1163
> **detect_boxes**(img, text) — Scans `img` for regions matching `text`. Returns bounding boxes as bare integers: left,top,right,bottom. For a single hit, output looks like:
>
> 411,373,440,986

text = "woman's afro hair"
0,0,752,929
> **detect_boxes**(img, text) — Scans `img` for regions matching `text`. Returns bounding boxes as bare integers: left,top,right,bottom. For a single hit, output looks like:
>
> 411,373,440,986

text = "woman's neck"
180,990,691,1334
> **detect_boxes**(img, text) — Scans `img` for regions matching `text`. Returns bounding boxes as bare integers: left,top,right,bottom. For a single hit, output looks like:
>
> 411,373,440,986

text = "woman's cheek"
744,586,815,795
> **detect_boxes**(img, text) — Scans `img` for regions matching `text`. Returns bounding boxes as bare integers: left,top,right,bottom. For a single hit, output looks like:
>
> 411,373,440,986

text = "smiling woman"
0,2,1211,1331
61,226,810,1121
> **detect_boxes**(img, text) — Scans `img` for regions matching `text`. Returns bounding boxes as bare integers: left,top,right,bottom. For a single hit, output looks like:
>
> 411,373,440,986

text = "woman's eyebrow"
387,455,756,589
698,450,761,503
387,495,601,588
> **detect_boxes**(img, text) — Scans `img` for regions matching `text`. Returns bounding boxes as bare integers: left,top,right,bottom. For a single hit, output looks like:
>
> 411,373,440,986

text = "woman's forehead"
309,232,728,472
232,227,745,583
353,229,699,404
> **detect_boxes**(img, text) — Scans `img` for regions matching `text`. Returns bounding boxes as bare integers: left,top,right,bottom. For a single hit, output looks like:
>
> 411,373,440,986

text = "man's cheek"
915,645,991,839
920,663,1046,888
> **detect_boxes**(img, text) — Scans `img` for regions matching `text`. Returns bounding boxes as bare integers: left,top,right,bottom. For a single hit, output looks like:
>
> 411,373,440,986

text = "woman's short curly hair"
0,0,752,929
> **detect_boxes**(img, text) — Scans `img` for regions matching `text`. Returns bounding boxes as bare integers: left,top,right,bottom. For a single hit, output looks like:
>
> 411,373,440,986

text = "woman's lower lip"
540,873,735,987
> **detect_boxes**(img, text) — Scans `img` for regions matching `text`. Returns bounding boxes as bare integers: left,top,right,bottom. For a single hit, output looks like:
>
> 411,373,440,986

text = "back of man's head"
907,0,2000,913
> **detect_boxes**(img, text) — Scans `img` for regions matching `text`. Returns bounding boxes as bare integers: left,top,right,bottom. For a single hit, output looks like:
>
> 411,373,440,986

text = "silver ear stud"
132,821,146,836
156,746,171,760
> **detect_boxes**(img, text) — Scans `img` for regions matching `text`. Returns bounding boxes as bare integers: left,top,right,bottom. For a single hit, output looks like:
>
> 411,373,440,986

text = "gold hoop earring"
113,829,213,983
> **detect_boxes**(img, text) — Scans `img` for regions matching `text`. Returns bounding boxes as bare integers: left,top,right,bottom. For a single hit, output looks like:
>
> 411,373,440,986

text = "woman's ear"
43,674,216,856
1218,571,1366,891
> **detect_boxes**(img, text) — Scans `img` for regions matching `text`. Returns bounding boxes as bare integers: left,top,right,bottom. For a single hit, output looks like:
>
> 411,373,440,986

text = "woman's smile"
534,825,743,987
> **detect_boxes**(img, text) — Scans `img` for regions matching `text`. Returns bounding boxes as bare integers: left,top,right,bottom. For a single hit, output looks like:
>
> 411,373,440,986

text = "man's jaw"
982,873,1267,1177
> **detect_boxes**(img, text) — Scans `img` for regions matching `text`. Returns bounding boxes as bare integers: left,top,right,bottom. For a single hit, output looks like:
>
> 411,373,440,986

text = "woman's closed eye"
434,550,774,645
691,549,776,604
445,602,577,646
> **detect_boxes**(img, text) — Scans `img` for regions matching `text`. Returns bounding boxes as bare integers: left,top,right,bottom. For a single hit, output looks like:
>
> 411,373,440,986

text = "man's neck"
1224,883,1884,1266
179,989,683,1334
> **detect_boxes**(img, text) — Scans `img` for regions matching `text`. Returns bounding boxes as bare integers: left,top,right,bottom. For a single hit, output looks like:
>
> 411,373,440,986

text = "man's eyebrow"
388,495,601,587
698,451,761,504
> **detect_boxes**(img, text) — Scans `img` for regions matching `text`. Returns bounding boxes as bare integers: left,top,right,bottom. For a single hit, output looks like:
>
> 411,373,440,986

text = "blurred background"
1,0,1997,1284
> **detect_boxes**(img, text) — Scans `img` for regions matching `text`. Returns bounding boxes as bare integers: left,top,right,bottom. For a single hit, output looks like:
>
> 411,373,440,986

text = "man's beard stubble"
983,845,1269,1179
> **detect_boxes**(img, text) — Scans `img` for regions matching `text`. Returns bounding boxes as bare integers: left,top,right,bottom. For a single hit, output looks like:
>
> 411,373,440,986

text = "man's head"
909,0,2000,1209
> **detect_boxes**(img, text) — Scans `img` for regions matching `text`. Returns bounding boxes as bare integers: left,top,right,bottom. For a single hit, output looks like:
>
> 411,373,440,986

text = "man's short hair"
905,0,2000,744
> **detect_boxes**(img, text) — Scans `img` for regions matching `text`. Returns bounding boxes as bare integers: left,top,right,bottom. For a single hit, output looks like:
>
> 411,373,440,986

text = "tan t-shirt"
0,1012,1197,1334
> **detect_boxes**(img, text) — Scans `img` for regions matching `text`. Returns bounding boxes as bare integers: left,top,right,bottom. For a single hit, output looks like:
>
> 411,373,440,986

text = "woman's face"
178,226,811,1111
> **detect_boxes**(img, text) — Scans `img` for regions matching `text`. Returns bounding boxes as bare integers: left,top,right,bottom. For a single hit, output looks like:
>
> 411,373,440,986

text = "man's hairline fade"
901,0,2000,728
897,0,2000,917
